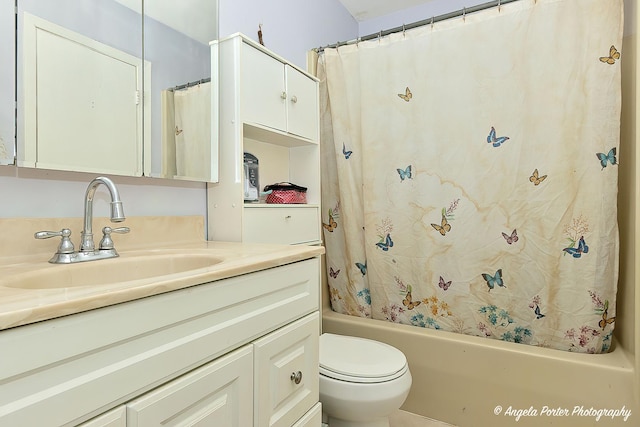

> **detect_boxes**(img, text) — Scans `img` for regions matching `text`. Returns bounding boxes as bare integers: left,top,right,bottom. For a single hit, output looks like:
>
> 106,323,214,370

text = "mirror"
0,2,15,164
15,0,218,182
16,0,146,176
142,0,219,182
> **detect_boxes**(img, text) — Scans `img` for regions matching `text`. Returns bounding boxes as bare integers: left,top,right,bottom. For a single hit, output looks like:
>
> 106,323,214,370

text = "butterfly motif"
563,236,589,258
481,269,505,291
376,233,394,251
502,229,518,244
342,143,353,159
599,45,620,65
355,261,367,276
487,126,509,147
398,87,412,102
329,287,342,301
598,301,616,330
322,213,337,232
175,126,183,136
329,267,340,278
596,148,617,169
438,276,452,291
402,290,421,310
534,305,545,319
431,214,451,236
529,169,547,186
397,165,412,181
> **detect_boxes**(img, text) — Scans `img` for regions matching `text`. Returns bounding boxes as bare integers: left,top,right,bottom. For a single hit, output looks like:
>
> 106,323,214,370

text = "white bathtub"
322,305,638,427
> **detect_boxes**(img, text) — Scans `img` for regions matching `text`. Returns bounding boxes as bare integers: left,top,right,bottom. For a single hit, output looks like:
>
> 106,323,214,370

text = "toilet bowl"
319,333,412,427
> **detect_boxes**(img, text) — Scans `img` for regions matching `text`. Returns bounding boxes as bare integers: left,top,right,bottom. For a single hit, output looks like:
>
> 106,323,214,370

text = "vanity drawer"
243,206,320,245
253,312,319,427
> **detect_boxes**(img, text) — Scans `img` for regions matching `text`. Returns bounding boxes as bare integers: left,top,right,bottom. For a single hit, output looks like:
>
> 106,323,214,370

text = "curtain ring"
431,16,434,30
498,0,502,12
378,30,382,43
463,7,466,22
402,23,406,38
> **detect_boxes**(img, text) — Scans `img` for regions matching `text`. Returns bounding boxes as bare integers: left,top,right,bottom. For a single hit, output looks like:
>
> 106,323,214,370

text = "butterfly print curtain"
318,0,623,353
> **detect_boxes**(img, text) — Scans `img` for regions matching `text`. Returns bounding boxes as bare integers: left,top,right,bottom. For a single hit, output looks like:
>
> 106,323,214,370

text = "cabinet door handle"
290,95,298,103
290,371,302,384
281,91,287,100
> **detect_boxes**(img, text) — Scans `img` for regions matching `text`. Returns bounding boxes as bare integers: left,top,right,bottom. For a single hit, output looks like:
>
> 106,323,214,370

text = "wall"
218,0,358,69
358,0,487,36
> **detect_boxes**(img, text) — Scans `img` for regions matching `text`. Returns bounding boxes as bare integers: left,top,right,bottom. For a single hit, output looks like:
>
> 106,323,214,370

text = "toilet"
319,333,412,427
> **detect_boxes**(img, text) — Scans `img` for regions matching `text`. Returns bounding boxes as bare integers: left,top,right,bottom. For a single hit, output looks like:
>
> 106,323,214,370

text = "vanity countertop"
0,240,324,331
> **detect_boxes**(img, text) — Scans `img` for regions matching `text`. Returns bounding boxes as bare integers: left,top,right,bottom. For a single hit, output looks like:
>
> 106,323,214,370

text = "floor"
321,409,455,426
389,410,455,427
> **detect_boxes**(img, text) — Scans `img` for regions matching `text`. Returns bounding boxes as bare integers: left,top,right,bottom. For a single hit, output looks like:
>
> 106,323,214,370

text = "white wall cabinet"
241,42,318,141
208,33,321,245
0,258,321,427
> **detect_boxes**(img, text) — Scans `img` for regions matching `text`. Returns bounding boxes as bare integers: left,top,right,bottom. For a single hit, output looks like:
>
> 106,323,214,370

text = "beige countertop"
0,216,324,330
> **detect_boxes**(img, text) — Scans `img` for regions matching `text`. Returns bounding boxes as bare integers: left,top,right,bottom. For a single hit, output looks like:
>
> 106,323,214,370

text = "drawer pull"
290,371,303,384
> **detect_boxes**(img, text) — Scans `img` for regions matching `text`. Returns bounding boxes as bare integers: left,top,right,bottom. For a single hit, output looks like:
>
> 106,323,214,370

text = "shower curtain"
319,0,623,353
161,82,211,180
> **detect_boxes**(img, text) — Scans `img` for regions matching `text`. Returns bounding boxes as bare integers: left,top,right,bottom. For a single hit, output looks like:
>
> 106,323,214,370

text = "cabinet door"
241,43,287,133
253,312,319,427
285,66,318,141
127,346,253,427
291,403,322,427
77,406,126,427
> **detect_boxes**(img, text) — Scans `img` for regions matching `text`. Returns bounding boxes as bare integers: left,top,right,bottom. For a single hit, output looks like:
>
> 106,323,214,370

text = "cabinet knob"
291,95,298,103
290,371,302,384
281,91,287,100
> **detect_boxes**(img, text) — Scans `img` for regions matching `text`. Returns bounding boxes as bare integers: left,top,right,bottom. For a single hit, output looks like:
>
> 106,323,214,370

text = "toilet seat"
319,333,408,383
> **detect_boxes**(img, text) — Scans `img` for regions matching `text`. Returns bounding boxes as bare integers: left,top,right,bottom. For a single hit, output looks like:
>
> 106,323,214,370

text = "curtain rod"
169,77,211,92
315,0,522,53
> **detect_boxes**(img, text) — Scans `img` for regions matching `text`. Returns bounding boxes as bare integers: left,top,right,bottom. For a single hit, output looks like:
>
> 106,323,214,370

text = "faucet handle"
99,226,130,250
34,228,75,254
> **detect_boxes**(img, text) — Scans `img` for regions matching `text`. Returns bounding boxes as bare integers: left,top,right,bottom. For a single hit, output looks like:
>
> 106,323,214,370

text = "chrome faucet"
35,176,130,264
80,176,126,252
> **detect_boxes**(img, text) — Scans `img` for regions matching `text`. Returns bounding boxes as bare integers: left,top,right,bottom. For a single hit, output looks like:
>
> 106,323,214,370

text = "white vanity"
0,217,324,427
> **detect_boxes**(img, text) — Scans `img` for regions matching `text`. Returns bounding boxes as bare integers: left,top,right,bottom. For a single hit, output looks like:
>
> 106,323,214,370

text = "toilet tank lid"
319,333,407,379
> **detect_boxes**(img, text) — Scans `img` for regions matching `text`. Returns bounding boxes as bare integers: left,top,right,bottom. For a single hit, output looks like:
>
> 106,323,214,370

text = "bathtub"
322,302,638,427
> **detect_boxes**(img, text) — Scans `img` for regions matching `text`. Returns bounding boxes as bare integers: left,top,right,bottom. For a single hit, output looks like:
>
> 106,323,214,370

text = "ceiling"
337,0,436,21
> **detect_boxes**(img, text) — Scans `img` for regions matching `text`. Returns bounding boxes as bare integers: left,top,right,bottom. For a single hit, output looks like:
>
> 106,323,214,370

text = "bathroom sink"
0,253,223,290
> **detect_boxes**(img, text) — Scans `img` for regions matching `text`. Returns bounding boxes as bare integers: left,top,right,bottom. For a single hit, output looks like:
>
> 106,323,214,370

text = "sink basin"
0,253,223,290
